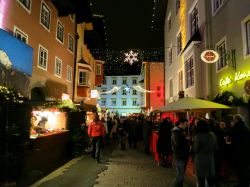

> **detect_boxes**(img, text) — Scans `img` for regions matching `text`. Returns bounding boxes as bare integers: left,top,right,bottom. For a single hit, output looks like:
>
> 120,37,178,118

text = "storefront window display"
30,110,67,138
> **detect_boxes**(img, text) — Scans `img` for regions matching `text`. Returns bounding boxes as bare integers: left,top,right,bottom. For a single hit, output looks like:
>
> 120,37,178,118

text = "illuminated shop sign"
219,70,250,87
0,29,33,76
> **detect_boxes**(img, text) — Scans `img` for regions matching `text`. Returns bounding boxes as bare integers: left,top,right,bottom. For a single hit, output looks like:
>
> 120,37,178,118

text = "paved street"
31,142,237,187
31,142,195,187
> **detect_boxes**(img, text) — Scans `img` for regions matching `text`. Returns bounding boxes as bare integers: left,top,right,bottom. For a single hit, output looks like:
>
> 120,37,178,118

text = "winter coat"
193,131,217,177
171,127,189,161
88,120,106,137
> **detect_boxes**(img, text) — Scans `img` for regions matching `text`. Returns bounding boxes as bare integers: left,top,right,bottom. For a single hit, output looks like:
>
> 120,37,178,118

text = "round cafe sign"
200,50,219,63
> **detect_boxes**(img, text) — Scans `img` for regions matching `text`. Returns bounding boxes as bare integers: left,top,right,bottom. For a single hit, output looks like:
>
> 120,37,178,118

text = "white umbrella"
159,97,231,112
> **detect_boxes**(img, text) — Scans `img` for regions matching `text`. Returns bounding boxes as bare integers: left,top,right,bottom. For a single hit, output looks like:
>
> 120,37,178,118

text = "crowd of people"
87,112,250,187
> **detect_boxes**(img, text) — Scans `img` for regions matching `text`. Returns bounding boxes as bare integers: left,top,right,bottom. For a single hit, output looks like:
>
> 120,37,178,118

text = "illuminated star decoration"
124,50,138,65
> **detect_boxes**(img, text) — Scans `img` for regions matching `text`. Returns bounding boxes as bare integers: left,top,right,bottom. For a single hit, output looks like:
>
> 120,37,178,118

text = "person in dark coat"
171,118,190,187
193,119,217,187
157,117,173,166
228,114,250,187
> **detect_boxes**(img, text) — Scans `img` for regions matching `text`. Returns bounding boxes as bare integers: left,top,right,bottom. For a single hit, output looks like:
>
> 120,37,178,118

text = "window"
167,13,171,32
111,99,116,106
132,90,137,95
68,34,74,52
177,31,182,55
38,45,48,70
132,78,137,84
56,20,64,43
179,71,183,91
185,56,194,88
122,99,127,106
18,0,31,12
112,91,116,95
79,71,87,86
55,57,62,77
112,78,117,85
176,0,180,15
102,88,106,93
216,39,227,71
103,78,106,84
122,89,127,95
101,99,106,106
190,4,198,36
132,99,137,106
242,19,250,56
169,79,173,97
212,0,223,14
40,2,51,30
14,26,28,43
122,78,127,84
67,65,72,82
96,64,101,75
168,47,172,65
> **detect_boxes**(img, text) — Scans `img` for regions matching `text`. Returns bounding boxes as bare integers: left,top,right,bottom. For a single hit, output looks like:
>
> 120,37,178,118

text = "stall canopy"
159,97,231,112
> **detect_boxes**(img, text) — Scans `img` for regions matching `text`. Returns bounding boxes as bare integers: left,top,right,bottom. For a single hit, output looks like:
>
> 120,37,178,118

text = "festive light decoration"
124,50,138,65
0,85,25,103
99,85,155,95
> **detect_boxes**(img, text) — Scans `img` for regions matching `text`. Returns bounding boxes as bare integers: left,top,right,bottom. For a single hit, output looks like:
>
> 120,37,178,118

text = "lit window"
56,21,64,43
177,31,182,55
79,71,87,86
185,56,194,88
179,71,183,91
96,64,101,75
38,45,48,70
67,65,72,82
40,2,51,30
169,79,173,97
18,0,31,12
55,57,62,77
190,4,198,36
216,39,227,71
68,34,74,52
14,27,28,43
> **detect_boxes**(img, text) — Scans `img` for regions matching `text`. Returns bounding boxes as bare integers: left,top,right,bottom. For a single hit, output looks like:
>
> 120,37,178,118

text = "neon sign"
219,70,250,87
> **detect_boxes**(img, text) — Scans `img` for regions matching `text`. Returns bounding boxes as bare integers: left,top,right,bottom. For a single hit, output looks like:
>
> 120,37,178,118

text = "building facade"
97,75,144,116
0,0,76,100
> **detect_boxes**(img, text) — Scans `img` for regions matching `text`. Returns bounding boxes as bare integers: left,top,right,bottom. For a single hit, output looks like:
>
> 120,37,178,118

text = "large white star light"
124,50,138,65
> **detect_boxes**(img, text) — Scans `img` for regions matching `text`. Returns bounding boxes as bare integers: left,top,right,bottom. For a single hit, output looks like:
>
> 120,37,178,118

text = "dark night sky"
90,0,164,75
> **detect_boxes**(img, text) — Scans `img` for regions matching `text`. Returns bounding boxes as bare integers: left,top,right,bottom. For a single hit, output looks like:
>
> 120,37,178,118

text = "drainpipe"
72,23,79,102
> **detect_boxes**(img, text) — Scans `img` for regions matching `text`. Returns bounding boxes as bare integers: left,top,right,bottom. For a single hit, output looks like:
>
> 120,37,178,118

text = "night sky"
90,0,164,75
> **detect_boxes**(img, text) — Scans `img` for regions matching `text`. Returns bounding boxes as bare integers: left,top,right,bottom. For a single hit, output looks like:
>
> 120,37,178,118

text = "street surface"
31,142,236,187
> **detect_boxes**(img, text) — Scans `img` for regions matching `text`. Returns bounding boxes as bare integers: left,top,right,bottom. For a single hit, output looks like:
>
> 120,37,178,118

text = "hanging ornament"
124,50,138,65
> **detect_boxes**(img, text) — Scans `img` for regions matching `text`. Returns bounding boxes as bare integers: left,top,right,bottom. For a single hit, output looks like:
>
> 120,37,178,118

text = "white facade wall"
164,0,208,103
97,75,144,116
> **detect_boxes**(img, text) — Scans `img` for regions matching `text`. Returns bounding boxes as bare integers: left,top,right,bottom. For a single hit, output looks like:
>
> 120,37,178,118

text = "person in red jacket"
88,112,106,163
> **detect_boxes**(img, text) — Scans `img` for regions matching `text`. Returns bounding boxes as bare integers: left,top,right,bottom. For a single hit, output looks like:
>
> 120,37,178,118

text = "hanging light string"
99,85,155,95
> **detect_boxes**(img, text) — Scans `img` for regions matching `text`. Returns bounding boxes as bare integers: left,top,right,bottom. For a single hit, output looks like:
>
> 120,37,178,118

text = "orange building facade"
143,62,165,111
0,0,76,100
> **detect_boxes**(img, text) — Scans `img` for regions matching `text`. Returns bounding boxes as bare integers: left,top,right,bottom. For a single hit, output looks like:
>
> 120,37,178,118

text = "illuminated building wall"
97,75,143,116
0,0,76,100
144,62,165,110
209,0,250,98
164,0,208,103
